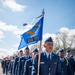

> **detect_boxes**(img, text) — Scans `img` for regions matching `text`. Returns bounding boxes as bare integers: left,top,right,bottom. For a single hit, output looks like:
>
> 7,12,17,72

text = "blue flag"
18,17,44,50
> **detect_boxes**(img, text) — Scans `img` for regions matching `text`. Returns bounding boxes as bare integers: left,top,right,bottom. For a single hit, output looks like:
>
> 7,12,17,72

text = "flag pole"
37,9,45,75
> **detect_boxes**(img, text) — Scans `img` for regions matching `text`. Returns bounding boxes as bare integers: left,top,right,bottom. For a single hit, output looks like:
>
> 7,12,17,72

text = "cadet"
57,48,73,75
9,56,15,75
19,47,31,75
66,50,75,75
24,48,38,75
70,54,73,58
13,50,23,75
1,58,6,74
5,57,10,75
32,37,62,75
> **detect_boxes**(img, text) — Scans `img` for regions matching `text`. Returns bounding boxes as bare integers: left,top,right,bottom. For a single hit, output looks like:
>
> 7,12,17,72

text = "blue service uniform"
19,56,31,75
9,60,14,75
24,58,33,75
13,57,20,75
66,56,75,75
60,57,73,75
65,50,75,75
1,60,5,74
32,51,62,75
24,48,38,75
5,60,10,75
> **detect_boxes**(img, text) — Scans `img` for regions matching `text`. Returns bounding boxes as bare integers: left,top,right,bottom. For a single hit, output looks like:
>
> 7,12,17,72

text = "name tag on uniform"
17,61,19,62
54,62,57,64
40,62,45,64
29,66,32,68
22,60,24,62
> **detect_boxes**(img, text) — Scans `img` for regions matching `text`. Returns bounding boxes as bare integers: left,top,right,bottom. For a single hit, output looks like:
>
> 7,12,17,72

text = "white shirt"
60,58,64,61
45,51,52,59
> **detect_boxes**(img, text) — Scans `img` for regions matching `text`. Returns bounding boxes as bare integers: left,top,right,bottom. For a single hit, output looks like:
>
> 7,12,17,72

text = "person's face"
32,52,38,58
66,52,70,57
59,52,64,58
6,57,9,60
24,49,29,55
44,42,53,53
19,52,23,57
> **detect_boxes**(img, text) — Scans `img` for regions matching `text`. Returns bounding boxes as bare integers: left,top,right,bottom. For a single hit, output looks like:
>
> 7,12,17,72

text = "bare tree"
30,42,40,52
57,30,75,50
68,35,75,48
54,34,61,50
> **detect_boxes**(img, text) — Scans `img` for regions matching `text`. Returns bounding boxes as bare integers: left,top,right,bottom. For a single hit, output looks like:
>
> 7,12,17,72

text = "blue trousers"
2,66,5,74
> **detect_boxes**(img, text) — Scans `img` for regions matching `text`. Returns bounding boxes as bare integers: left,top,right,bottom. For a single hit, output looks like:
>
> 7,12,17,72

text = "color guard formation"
1,37,75,75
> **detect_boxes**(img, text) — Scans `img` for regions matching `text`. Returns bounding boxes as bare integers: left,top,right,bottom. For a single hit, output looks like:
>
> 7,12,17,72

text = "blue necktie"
48,54,50,67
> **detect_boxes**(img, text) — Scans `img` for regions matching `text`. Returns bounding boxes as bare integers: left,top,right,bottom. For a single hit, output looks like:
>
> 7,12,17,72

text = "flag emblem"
26,23,39,36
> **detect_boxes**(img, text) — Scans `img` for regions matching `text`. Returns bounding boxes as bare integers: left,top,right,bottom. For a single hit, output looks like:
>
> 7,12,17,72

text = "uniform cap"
19,50,23,53
57,48,64,54
33,48,38,53
70,55,73,57
66,50,70,52
45,37,53,42
25,46,29,50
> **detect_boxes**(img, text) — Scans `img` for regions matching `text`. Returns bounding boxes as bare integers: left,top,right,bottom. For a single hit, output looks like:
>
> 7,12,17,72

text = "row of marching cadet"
1,37,75,75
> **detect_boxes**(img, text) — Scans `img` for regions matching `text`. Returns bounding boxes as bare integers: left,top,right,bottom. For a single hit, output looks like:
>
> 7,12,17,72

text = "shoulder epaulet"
64,58,69,65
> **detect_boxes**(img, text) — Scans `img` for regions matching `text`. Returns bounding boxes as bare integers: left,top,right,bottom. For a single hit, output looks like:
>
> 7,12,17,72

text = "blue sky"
0,0,75,57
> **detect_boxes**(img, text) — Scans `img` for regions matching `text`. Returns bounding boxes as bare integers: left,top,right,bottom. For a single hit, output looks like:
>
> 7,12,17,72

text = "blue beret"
33,48,38,53
25,46,29,50
66,50,70,52
45,37,53,42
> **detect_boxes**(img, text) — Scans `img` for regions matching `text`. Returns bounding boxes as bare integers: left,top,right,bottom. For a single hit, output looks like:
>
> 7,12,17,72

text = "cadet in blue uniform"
5,57,10,75
32,37,62,75
57,48,73,75
19,47,31,75
9,56,15,75
24,48,38,75
1,58,6,74
13,50,23,75
66,50,75,75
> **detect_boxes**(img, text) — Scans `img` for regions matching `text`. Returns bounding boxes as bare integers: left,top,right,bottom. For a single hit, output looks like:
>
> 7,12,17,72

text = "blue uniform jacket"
19,56,31,75
60,58,73,75
13,57,20,75
24,58,33,75
9,60,14,75
32,52,62,75
66,57,75,75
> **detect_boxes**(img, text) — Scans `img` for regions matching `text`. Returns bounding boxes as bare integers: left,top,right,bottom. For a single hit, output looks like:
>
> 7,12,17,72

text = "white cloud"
0,21,19,31
0,27,75,58
0,20,21,38
59,27,75,37
42,27,75,49
13,25,33,35
59,27,69,33
1,0,27,12
0,30,5,39
0,48,17,59
43,33,56,42
68,29,75,36
0,20,33,38
12,44,19,48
